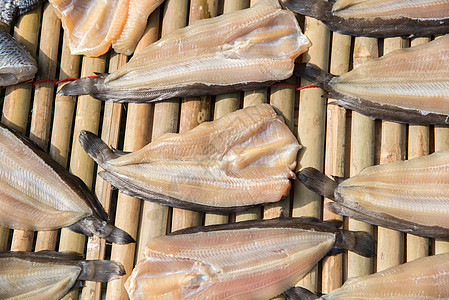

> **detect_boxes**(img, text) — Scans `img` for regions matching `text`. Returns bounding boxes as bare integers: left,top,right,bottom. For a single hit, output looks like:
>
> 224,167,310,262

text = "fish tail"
68,216,135,245
79,260,125,282
58,76,106,97
335,229,375,258
284,287,321,300
294,63,335,90
79,130,118,166
297,167,338,200
280,0,330,20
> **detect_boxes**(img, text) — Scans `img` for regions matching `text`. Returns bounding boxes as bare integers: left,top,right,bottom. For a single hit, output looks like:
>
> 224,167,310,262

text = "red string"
270,82,318,91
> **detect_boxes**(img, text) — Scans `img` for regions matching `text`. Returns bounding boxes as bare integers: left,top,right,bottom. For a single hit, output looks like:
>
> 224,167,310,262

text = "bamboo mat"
1,1,446,299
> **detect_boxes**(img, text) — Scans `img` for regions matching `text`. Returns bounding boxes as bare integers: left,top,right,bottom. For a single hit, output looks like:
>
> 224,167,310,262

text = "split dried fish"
0,122,134,244
298,149,449,240
58,0,310,102
0,30,37,86
0,250,124,299
125,217,374,300
79,104,300,212
286,252,449,299
296,35,449,125
280,0,449,38
0,0,43,25
48,0,164,56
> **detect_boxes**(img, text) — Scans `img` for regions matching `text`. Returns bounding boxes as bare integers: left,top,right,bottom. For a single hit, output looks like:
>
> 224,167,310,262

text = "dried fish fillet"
281,0,449,37
298,149,449,240
48,0,164,56
0,123,134,244
286,252,449,299
59,0,310,102
79,104,300,212
0,251,124,299
0,30,37,86
125,217,374,300
296,36,449,125
0,0,43,25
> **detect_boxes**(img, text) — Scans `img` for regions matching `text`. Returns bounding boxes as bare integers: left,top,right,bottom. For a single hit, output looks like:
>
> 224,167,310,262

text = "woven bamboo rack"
1,1,445,299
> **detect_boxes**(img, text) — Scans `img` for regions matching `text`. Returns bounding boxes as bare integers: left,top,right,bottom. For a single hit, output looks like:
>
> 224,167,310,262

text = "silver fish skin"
298,149,449,240
0,123,134,244
287,252,449,299
0,0,43,25
296,35,449,125
125,217,374,299
280,0,449,38
0,250,125,300
0,30,37,86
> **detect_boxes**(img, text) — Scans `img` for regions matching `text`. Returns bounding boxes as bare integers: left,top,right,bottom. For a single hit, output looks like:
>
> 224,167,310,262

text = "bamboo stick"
321,32,351,293
134,0,188,264
203,0,248,226
105,10,160,300
347,37,378,279
293,16,330,293
376,38,406,272
170,0,217,233
406,37,430,262
2,5,42,252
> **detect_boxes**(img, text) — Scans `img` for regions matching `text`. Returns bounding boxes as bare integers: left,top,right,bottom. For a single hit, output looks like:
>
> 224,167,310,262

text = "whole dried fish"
0,123,134,244
79,104,300,212
298,149,449,240
0,30,37,86
58,0,310,102
125,217,374,300
0,250,125,299
296,35,449,125
48,0,164,56
0,0,43,25
280,0,449,38
286,252,449,299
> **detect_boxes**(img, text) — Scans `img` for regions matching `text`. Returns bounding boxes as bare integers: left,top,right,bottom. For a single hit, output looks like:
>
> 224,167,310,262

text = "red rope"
270,82,318,91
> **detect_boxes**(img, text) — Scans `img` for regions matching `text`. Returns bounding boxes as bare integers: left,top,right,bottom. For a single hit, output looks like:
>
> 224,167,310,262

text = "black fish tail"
284,287,321,300
297,167,338,200
280,0,331,20
79,260,125,282
335,228,375,258
79,130,118,166
58,76,106,97
294,63,335,90
68,216,135,245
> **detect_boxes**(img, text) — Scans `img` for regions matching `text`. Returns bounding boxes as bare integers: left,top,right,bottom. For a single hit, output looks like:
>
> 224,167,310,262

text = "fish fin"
279,0,331,20
79,260,125,282
332,175,347,184
284,287,321,300
0,250,84,262
294,63,335,91
68,215,135,245
297,167,337,200
94,72,109,78
111,146,131,156
335,226,375,258
58,76,105,97
79,130,119,166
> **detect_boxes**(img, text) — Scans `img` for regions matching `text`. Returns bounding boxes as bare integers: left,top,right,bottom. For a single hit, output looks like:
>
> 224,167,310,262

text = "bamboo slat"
435,125,449,254
321,32,351,293
347,37,377,278
293,16,330,293
3,5,42,252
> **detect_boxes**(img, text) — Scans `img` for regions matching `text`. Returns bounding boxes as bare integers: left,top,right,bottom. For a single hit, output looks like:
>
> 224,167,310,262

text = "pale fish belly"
329,35,449,116
336,149,449,229
324,253,449,299
332,0,449,20
126,228,335,299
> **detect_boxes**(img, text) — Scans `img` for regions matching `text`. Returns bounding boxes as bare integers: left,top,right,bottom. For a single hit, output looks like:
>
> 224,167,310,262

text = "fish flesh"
0,0,43,25
280,0,449,38
298,149,449,240
58,0,310,102
296,35,449,125
0,250,124,299
125,217,374,300
0,30,37,86
79,104,300,212
0,122,134,244
285,252,449,299
48,0,164,56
